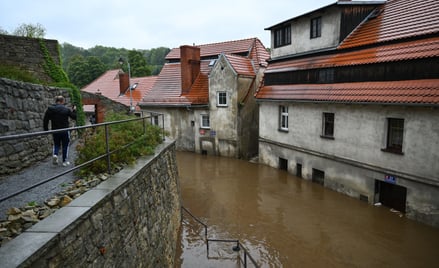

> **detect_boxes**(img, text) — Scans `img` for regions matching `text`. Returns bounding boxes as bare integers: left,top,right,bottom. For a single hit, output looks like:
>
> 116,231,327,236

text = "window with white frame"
279,105,288,131
217,92,228,107
201,114,210,129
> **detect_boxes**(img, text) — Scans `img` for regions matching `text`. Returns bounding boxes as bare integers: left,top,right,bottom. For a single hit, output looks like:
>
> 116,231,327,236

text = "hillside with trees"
1,23,170,89
61,43,170,88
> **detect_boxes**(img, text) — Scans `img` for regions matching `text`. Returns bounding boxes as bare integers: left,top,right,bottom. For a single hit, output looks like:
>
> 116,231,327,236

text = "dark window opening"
274,25,291,48
318,69,334,83
383,118,404,154
322,112,334,138
310,17,322,38
360,195,368,202
312,168,325,185
296,163,302,178
279,157,288,171
375,180,407,213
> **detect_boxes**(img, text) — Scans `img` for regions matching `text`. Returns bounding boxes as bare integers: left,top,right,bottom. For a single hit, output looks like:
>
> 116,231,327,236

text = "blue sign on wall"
384,175,396,184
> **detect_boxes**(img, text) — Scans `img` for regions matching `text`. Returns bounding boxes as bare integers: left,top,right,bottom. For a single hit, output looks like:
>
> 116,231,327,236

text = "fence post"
104,124,111,174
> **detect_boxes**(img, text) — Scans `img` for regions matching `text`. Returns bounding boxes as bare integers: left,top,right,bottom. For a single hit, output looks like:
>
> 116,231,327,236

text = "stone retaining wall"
0,78,72,175
0,34,60,83
0,140,181,267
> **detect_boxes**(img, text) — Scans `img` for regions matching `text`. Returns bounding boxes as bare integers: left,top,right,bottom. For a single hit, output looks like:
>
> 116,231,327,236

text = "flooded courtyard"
175,151,439,267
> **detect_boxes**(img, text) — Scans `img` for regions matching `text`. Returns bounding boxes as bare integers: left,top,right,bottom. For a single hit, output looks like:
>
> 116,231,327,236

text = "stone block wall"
0,34,60,83
0,140,181,267
0,78,72,175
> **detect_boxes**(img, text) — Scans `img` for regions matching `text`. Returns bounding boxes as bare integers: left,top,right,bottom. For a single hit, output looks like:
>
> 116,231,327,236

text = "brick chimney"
119,71,129,95
180,45,200,95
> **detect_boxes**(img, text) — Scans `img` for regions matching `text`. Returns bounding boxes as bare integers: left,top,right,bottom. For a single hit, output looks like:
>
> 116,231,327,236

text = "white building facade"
257,0,439,227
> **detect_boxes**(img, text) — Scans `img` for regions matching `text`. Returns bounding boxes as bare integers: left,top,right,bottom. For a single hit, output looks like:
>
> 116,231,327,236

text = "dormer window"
208,59,217,67
310,16,322,39
274,25,291,48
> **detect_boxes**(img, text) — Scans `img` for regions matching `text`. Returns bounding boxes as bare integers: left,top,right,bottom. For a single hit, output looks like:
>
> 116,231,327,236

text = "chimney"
119,71,129,95
180,45,200,95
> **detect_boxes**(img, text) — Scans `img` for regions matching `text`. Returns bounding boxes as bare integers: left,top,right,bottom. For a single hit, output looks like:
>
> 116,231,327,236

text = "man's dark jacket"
43,104,76,131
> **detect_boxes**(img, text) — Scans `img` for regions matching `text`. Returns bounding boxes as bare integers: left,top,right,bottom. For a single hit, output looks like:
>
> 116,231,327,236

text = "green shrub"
75,112,163,176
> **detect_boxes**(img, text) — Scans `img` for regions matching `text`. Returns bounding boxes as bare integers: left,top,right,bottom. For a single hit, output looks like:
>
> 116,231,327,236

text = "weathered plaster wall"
270,6,341,59
258,102,439,227
0,140,181,267
209,56,239,157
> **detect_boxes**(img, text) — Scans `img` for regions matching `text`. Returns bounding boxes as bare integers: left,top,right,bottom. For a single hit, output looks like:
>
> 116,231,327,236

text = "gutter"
255,98,439,108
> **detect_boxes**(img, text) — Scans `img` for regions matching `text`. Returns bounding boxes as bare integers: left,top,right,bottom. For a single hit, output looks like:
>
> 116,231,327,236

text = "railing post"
244,251,247,267
162,113,165,141
104,124,111,174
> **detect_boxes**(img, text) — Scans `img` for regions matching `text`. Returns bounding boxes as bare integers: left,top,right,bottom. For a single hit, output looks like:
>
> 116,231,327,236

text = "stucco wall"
0,78,72,175
259,102,439,179
258,101,439,227
0,140,181,267
209,56,239,157
271,6,341,59
143,107,198,152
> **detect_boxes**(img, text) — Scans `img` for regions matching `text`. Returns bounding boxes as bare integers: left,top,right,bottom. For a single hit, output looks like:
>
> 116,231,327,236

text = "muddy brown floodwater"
174,151,439,267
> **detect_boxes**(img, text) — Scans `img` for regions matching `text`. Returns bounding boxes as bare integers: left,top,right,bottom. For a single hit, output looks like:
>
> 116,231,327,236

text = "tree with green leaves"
67,55,106,88
12,23,46,38
127,50,151,77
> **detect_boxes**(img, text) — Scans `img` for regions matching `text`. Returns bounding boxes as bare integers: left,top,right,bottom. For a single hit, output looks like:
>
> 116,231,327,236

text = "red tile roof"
266,36,439,72
256,80,439,105
224,54,256,77
141,38,269,107
166,38,269,66
81,69,158,111
339,0,439,49
140,62,210,106
257,0,439,105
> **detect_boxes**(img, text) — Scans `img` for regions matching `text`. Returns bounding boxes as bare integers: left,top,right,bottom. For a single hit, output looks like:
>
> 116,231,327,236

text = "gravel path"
0,141,79,220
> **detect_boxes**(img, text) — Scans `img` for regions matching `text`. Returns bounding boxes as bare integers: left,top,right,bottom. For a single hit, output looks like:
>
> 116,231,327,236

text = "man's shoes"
52,155,58,165
62,161,70,167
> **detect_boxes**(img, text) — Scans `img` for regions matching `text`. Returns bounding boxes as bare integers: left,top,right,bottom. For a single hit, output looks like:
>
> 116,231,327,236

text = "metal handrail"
0,112,165,203
181,206,260,268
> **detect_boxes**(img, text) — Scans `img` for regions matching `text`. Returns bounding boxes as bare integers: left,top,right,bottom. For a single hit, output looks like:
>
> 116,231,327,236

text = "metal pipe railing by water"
181,206,260,268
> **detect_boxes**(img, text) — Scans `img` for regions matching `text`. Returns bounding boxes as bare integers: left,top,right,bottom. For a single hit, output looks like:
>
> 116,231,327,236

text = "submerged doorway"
279,157,288,171
375,180,407,212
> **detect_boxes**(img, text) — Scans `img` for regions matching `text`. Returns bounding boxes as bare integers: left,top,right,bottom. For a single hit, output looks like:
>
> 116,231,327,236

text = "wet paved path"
0,141,78,220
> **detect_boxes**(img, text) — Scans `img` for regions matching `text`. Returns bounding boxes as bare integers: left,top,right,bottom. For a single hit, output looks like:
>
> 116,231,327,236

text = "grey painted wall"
258,101,439,227
270,6,341,59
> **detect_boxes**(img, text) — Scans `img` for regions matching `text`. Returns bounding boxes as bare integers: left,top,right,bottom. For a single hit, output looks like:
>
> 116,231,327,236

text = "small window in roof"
209,59,217,67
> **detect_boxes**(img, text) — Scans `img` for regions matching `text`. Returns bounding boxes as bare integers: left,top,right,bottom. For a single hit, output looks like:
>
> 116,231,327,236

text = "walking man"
43,95,77,166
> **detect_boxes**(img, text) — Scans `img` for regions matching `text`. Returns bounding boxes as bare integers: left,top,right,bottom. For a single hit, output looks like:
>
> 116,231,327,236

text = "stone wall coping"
0,138,175,268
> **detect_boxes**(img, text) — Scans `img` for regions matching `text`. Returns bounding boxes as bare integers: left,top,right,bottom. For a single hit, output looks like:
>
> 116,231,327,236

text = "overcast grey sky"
1,0,337,49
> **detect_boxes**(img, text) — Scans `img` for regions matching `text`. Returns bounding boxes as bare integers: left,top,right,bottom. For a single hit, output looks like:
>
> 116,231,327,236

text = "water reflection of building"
255,0,439,227
139,38,269,160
